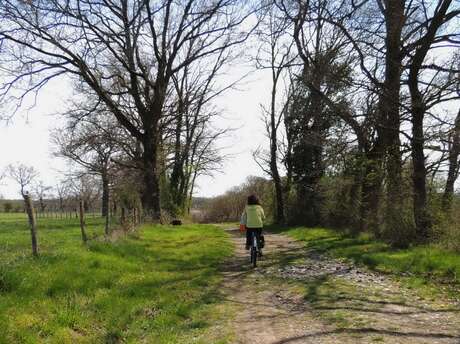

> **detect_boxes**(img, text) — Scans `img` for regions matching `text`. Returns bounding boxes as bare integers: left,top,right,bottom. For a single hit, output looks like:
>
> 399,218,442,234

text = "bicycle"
249,230,262,268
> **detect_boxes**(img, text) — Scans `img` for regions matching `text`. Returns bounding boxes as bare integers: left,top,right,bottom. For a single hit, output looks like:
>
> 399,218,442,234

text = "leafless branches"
0,0,256,217
6,163,39,197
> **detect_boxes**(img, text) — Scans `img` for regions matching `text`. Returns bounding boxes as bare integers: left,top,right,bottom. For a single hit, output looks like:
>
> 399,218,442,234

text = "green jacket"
241,205,265,228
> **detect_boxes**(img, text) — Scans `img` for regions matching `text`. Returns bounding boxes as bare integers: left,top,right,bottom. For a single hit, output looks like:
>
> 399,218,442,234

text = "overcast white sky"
0,65,274,199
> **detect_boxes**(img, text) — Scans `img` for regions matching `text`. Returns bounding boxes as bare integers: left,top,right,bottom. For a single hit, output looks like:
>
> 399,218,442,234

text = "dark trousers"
246,228,262,248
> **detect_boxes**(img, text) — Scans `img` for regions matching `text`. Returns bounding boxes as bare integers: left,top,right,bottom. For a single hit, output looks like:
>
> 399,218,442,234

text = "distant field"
0,199,24,213
0,214,233,343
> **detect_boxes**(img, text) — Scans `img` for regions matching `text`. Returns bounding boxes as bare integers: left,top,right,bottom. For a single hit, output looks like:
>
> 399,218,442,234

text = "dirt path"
219,228,460,344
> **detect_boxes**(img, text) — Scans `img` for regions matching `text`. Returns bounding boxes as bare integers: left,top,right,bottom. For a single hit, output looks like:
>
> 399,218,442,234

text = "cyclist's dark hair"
247,194,260,205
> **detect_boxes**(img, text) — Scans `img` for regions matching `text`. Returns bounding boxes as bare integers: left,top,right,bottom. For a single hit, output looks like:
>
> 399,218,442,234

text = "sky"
0,66,274,199
1,52,457,200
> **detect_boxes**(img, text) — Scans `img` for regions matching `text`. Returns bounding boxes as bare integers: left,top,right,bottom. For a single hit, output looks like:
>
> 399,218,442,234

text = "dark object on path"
171,220,182,226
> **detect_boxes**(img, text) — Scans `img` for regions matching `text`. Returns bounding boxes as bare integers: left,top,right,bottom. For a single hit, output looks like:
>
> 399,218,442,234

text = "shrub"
435,207,460,252
428,191,460,252
198,176,274,223
3,202,13,213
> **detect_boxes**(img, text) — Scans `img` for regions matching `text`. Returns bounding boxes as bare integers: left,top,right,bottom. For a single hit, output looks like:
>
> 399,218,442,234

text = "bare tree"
6,164,38,198
68,175,101,213
6,163,39,256
406,0,460,240
0,0,255,220
185,127,227,212
54,180,70,216
164,45,238,216
53,111,122,218
253,6,295,224
443,109,460,211
33,180,51,215
275,0,355,225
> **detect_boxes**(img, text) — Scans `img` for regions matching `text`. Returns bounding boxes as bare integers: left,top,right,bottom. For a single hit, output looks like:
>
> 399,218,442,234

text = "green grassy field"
275,226,460,288
0,214,233,343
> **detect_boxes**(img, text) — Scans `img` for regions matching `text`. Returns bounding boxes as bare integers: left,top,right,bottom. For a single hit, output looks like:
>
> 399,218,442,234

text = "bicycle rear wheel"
251,246,257,268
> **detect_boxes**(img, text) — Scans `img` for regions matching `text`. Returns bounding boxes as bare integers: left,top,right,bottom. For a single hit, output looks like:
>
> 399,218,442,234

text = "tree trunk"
170,105,186,216
269,71,285,224
79,200,88,243
272,168,285,224
141,133,161,221
121,207,126,225
101,171,110,217
188,170,199,215
409,75,431,241
105,212,110,236
39,197,45,213
133,207,138,226
113,200,117,216
294,65,326,226
23,193,38,257
381,0,406,245
359,143,384,236
349,166,364,235
443,109,460,211
407,0,453,240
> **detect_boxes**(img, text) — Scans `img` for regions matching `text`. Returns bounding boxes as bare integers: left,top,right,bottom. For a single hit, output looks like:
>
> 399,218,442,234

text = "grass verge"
0,214,233,343
265,225,460,335
270,226,460,289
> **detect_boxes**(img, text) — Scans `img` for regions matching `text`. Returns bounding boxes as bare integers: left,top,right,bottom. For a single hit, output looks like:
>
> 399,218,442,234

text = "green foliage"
381,206,416,249
0,200,23,214
3,201,13,213
431,194,460,252
319,175,360,230
159,172,176,216
283,52,353,227
116,186,142,210
0,214,233,343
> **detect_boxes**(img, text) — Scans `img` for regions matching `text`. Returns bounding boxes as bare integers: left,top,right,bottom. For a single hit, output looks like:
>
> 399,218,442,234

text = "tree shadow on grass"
225,226,460,343
221,228,310,275
292,273,460,343
272,328,460,344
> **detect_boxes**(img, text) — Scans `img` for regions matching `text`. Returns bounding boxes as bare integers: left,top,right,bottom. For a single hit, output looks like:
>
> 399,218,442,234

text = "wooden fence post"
79,200,88,243
23,193,38,257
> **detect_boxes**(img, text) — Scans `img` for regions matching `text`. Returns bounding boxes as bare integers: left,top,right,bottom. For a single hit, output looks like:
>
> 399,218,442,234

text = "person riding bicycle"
240,194,265,253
